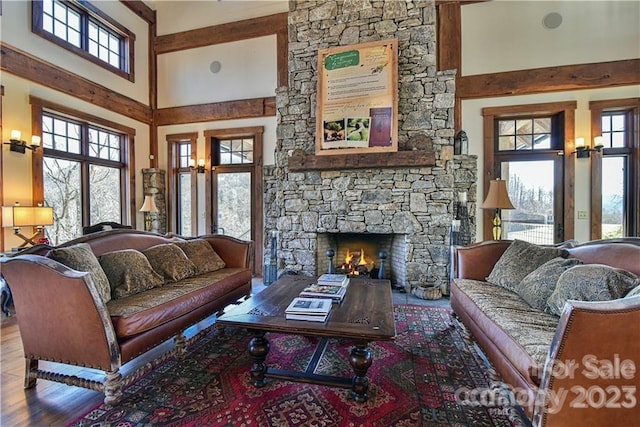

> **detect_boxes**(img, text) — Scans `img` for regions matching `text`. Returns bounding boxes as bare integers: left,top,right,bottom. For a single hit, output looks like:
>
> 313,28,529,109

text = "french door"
205,127,263,275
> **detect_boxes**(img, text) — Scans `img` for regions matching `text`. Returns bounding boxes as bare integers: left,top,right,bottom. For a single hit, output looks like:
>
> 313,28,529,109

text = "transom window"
497,118,553,151
218,138,254,165
33,0,135,81
601,111,628,148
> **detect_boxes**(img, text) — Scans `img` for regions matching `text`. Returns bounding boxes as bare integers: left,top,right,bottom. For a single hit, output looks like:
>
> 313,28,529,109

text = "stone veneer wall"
264,0,477,290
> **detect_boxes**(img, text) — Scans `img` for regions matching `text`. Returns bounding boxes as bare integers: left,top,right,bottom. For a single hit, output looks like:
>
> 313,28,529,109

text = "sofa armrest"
533,297,640,427
2,255,120,372
200,234,253,269
451,240,512,281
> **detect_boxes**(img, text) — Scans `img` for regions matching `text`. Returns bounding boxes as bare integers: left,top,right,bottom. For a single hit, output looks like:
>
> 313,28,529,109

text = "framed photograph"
316,39,398,155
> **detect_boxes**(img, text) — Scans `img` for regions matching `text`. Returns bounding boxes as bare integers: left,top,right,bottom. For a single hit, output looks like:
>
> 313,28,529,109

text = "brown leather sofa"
450,238,640,426
1,229,253,404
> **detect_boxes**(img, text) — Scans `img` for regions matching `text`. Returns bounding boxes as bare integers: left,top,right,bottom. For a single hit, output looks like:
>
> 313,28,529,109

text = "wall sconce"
481,179,515,240
3,130,41,154
139,195,159,232
2,202,54,248
573,137,604,158
189,158,206,173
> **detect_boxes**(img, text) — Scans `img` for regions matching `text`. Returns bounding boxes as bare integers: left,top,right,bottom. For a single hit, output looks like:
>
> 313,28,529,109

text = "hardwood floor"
0,280,449,426
0,312,218,427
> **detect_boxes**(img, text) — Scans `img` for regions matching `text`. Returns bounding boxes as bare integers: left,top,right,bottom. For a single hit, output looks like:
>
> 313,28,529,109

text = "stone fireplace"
263,0,477,292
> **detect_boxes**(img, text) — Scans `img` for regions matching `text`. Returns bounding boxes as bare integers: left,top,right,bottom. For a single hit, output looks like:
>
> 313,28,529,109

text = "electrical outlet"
577,211,588,220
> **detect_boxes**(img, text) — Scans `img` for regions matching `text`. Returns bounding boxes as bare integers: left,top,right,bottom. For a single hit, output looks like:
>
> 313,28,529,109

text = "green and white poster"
316,39,398,155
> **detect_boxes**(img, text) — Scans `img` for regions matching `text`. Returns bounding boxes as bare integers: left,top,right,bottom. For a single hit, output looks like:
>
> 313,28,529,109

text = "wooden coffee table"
216,275,396,402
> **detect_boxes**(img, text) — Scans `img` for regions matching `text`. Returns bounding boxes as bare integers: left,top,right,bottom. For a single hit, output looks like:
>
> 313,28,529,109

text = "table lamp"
481,179,515,240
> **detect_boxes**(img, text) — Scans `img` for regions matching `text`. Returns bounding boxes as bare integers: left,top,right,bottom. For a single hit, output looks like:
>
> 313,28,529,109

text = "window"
590,99,639,238
32,0,135,81
167,133,197,237
31,97,134,245
483,102,577,244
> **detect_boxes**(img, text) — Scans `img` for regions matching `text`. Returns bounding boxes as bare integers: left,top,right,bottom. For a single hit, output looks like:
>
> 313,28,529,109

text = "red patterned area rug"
69,305,529,426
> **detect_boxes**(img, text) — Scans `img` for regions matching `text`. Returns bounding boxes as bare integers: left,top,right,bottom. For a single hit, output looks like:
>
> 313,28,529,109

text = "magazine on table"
285,297,333,315
299,283,347,302
316,274,349,287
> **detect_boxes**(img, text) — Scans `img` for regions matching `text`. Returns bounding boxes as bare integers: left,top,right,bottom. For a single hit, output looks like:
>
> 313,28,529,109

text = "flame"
358,248,367,266
344,248,353,264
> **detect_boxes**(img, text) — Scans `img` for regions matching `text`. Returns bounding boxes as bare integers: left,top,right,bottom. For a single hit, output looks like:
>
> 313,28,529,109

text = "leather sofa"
1,229,253,404
450,238,640,426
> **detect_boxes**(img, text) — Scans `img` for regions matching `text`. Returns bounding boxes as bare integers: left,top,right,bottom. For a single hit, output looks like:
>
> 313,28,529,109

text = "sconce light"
573,137,604,158
2,202,54,248
189,158,206,173
3,130,41,154
139,195,159,232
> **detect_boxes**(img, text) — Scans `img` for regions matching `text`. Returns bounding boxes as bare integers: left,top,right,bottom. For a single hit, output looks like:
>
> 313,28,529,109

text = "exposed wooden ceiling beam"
155,12,287,55
458,59,640,99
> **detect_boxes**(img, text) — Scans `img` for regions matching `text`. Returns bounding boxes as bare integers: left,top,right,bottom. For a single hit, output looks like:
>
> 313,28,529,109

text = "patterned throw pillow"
173,239,226,275
142,243,197,283
99,249,164,299
546,264,640,316
486,240,567,292
516,257,582,311
48,243,112,303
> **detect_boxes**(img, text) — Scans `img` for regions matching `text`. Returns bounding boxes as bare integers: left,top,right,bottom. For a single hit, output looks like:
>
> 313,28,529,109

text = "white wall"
157,36,278,107
462,1,640,75
461,1,640,242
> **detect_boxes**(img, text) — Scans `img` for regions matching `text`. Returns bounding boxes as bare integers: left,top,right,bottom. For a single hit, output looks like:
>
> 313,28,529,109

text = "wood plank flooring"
0,313,216,427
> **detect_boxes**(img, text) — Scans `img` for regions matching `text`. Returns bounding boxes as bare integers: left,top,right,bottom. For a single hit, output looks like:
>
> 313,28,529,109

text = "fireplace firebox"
316,233,407,286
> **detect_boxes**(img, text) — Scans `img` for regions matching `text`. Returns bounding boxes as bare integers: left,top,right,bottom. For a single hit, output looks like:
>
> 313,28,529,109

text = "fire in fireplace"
317,232,402,283
336,247,380,277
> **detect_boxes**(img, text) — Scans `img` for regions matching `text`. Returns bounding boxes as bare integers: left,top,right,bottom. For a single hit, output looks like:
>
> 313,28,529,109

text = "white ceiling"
149,0,289,36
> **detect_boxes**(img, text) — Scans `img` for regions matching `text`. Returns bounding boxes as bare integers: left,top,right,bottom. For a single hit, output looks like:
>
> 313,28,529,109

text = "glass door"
499,159,563,244
213,171,252,239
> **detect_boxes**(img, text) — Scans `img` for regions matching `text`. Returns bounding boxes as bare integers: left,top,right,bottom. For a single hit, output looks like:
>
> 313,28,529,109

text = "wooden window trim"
31,0,136,82
166,132,198,235
482,101,577,241
589,98,640,239
30,97,136,229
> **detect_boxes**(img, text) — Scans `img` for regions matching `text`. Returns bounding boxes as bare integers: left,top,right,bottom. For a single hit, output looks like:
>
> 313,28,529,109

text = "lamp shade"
2,205,53,227
139,195,159,213
481,179,515,210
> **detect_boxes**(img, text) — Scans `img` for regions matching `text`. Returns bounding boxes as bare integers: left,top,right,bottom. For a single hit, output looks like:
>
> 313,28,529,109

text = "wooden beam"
276,29,288,88
287,151,436,171
155,97,276,126
436,2,462,132
155,13,288,54
120,0,156,24
0,43,152,124
458,59,640,99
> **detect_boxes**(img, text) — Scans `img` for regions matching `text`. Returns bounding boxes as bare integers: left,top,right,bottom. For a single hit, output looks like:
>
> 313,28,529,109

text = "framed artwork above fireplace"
315,39,398,156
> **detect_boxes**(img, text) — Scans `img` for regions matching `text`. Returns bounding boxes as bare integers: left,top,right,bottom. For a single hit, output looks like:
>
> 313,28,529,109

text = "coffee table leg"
349,341,372,402
248,330,270,387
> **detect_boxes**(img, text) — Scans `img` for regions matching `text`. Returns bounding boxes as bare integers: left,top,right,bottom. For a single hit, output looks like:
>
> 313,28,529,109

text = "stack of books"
299,274,350,302
317,274,349,287
285,297,332,322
